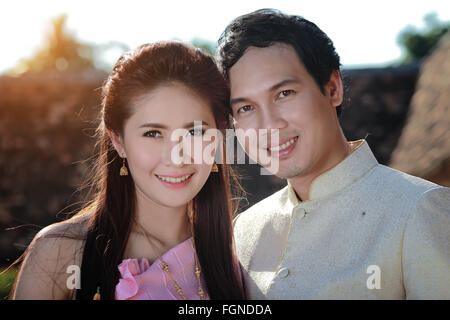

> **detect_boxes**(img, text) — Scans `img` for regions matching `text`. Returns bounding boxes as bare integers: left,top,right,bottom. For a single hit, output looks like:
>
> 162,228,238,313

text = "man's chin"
262,165,305,179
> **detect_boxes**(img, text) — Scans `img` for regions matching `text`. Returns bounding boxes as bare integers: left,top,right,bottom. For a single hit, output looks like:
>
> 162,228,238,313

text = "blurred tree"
397,12,449,63
190,37,217,55
9,14,129,75
10,14,95,74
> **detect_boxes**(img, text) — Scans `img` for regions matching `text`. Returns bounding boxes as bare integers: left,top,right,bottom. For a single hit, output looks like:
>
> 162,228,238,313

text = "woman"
11,41,246,300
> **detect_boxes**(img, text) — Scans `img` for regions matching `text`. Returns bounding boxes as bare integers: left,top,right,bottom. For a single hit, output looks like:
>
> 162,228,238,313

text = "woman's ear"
326,69,344,108
106,128,126,157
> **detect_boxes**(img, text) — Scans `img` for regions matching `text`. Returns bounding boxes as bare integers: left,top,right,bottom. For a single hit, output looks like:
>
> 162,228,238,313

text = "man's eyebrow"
139,121,209,129
182,120,209,129
230,97,248,107
269,78,300,92
230,78,300,107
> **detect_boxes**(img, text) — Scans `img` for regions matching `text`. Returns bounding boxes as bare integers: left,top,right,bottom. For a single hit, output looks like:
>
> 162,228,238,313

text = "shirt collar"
286,139,378,206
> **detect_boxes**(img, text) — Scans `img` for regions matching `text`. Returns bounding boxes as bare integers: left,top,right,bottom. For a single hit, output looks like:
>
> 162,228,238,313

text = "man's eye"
143,130,161,138
187,128,205,136
278,90,294,98
237,105,253,114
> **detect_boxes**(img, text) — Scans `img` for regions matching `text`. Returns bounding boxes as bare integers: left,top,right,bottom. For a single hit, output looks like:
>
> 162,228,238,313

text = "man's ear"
326,69,343,108
106,128,126,157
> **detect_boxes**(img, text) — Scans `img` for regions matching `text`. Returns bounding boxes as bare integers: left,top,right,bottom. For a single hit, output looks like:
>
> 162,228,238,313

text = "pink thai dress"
115,237,210,300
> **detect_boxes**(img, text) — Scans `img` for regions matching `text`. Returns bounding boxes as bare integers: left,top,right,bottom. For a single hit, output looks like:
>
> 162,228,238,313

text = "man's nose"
259,103,288,130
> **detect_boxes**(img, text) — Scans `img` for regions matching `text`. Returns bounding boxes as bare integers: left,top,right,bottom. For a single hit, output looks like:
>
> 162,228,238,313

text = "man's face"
229,43,343,179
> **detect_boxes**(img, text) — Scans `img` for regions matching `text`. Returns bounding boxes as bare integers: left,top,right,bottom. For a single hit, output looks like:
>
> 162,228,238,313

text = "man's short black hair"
217,8,343,116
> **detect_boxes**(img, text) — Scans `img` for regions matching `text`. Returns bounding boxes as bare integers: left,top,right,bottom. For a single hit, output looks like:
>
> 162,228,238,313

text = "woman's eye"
237,105,253,114
187,128,205,136
143,130,161,138
278,90,294,98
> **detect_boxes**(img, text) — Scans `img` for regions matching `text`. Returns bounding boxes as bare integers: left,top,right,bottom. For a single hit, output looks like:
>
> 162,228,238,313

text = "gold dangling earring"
120,156,129,176
93,287,101,300
211,162,218,172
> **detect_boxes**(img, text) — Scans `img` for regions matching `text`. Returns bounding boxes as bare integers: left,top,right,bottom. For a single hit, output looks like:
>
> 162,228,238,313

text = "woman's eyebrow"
138,120,209,129
139,123,167,129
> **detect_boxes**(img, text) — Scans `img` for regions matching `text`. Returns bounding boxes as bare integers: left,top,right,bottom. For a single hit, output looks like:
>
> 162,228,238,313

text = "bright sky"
1,0,449,73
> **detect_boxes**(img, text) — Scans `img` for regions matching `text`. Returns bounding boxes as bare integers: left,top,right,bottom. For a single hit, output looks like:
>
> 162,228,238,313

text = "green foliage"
190,38,218,55
397,12,449,63
0,267,18,300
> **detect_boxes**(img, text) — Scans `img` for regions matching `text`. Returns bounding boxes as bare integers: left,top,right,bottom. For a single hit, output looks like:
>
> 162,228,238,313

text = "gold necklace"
135,220,205,300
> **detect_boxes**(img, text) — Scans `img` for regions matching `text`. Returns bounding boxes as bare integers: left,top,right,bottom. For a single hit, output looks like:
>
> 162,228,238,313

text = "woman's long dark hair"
75,42,245,300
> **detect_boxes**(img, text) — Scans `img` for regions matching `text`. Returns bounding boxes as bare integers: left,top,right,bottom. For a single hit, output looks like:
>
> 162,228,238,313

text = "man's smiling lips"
265,136,299,159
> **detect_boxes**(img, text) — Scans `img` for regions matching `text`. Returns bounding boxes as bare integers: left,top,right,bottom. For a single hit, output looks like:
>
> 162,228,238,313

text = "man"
216,9,450,299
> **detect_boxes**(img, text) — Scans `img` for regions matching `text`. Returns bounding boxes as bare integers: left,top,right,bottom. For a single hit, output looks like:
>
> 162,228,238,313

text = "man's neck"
288,136,354,202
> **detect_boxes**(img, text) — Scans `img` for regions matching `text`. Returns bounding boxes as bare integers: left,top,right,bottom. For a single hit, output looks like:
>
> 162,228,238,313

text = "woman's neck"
133,188,192,251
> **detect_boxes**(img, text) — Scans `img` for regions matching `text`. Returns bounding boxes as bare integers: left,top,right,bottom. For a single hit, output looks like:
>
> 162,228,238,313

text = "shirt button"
277,267,289,278
294,208,306,218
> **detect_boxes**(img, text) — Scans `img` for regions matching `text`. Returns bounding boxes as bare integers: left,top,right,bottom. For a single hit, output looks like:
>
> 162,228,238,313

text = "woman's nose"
161,137,186,167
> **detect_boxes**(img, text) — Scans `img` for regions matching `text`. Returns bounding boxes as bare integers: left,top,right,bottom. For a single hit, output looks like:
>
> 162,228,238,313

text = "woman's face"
110,83,218,209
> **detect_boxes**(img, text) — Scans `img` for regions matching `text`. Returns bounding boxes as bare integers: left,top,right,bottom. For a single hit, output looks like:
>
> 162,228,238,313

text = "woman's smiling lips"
155,172,195,189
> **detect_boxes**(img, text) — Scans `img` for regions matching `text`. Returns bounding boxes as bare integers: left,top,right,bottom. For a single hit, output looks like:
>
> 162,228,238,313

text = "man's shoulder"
371,164,440,197
234,185,288,225
366,164,449,223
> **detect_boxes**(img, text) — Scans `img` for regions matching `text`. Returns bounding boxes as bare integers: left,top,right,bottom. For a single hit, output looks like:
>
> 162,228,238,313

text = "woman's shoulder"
29,211,92,266
37,211,91,241
12,211,92,299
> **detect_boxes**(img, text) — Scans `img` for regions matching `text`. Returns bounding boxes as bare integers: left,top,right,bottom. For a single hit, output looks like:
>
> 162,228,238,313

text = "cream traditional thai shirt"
234,140,450,299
